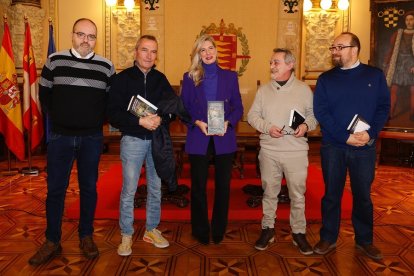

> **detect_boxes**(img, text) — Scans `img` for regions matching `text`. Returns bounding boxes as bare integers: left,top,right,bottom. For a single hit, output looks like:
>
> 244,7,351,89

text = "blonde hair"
188,34,217,86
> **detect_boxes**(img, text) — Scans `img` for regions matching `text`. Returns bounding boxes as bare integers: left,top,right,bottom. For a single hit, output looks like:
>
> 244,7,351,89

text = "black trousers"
189,139,234,239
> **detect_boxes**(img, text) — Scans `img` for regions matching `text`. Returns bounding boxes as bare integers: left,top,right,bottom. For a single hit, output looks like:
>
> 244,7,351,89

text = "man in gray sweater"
247,48,317,255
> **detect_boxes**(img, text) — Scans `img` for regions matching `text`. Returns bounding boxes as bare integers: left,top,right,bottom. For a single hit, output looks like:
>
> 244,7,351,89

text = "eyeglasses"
73,32,97,41
328,45,355,52
280,125,294,135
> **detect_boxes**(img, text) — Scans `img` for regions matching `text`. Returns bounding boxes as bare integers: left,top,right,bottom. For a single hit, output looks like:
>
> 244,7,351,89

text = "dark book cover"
127,94,158,117
289,109,305,130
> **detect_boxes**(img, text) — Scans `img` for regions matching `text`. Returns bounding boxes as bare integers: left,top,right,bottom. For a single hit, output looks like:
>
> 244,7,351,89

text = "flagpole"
21,15,39,176
0,15,19,176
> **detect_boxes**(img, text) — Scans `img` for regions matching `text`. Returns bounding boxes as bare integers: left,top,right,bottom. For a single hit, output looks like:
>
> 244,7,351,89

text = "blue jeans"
320,143,376,245
119,135,161,235
45,132,103,243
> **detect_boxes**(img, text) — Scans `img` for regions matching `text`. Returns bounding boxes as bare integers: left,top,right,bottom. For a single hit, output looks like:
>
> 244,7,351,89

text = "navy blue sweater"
314,63,390,148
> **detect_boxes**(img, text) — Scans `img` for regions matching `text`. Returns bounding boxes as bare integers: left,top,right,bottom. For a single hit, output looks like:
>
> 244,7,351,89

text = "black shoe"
79,236,99,259
255,227,275,250
313,239,336,255
356,243,383,260
292,233,313,255
212,235,223,244
28,240,62,266
193,234,209,245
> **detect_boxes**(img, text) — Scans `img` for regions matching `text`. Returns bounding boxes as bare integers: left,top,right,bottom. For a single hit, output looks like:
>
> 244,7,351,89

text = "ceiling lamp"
303,0,313,12
320,0,332,10
124,0,135,12
337,0,349,11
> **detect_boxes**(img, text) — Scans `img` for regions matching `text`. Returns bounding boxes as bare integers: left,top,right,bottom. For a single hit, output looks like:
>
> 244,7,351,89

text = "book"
127,94,158,117
207,101,225,135
347,114,370,133
289,109,305,130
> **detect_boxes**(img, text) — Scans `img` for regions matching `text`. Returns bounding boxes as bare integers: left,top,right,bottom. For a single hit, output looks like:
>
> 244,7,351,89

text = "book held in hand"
289,109,305,130
347,114,370,133
207,101,225,135
127,94,158,117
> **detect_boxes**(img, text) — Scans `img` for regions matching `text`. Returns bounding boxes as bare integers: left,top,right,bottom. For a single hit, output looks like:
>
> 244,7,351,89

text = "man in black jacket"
108,35,175,256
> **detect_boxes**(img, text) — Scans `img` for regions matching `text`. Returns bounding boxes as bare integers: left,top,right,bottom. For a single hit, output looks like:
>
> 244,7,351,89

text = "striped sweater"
39,49,115,136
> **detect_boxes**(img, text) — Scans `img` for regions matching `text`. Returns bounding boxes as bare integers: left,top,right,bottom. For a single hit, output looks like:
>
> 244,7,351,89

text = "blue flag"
44,23,56,143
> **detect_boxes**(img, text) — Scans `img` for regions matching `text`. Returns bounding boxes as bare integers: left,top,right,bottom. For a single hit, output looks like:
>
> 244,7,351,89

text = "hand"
195,120,209,136
268,125,284,138
139,114,161,131
346,131,370,146
294,123,308,138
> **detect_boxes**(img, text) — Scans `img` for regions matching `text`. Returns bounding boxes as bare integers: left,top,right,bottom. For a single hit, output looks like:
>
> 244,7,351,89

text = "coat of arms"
200,19,251,77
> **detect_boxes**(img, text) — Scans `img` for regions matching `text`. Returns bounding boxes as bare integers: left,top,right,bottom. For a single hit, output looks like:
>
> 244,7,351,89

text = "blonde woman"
180,34,243,244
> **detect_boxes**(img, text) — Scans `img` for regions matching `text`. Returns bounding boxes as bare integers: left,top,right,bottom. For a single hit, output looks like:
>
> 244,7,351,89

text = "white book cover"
347,114,370,133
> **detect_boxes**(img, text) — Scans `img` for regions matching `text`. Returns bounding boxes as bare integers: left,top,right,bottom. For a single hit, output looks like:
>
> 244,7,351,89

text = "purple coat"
181,67,243,155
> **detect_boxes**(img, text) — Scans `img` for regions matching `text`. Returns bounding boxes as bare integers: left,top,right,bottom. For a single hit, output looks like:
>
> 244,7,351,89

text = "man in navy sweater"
313,32,390,260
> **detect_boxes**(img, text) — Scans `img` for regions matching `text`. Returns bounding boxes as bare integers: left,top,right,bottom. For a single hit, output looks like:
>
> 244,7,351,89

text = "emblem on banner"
200,19,251,77
378,7,405,28
0,74,20,111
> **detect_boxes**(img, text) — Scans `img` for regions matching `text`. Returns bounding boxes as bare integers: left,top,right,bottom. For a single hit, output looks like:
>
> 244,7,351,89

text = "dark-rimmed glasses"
280,125,294,135
73,32,97,41
328,45,354,52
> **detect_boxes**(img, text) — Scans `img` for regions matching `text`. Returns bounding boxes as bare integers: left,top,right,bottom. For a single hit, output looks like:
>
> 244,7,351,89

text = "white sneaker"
143,228,169,248
117,235,132,256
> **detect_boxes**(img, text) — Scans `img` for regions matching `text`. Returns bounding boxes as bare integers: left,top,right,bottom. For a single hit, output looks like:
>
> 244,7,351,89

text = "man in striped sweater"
29,18,115,266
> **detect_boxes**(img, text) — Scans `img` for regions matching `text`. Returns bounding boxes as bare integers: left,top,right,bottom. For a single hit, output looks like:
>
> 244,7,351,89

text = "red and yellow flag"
23,20,43,151
0,20,25,160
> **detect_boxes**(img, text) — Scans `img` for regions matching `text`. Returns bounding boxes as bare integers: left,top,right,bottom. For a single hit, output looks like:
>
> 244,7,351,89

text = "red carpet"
66,163,352,221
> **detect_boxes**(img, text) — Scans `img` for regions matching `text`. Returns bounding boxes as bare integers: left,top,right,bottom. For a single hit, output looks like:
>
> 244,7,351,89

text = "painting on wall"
370,0,414,130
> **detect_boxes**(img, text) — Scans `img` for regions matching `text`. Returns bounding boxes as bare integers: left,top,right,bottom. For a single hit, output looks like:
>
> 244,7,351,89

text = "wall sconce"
106,0,136,17
283,0,299,13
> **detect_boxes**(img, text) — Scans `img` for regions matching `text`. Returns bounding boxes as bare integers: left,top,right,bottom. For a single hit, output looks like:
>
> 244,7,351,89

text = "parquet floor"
0,150,414,275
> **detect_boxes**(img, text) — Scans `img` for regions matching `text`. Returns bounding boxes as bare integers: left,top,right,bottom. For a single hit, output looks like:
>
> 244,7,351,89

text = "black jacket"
107,65,174,139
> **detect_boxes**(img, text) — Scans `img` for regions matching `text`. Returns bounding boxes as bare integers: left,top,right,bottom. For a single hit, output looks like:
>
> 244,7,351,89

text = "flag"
0,20,25,160
23,20,43,152
44,21,56,143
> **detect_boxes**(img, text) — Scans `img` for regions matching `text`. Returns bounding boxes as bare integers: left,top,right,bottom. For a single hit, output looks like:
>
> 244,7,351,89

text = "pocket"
49,132,62,141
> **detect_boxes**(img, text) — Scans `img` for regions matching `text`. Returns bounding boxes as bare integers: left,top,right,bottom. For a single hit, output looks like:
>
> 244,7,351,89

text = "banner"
44,22,56,143
0,20,25,160
23,20,43,151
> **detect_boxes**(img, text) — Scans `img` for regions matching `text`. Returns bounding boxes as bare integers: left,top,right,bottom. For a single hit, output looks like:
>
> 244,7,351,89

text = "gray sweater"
247,73,318,152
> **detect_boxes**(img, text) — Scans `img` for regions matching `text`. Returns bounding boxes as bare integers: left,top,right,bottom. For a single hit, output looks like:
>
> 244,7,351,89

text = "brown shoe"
28,240,62,266
80,236,99,259
356,243,383,260
292,233,313,255
313,239,336,255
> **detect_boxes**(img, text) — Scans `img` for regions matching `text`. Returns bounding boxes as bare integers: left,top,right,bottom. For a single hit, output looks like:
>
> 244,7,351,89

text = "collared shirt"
341,59,360,70
71,48,94,59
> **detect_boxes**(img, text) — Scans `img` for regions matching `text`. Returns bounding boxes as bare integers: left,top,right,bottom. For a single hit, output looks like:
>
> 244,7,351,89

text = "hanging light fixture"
337,0,349,11
303,0,313,12
320,0,332,10
124,0,135,12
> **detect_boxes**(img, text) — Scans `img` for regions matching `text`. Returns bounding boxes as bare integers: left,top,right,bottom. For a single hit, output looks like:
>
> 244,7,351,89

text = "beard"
332,56,343,67
75,43,93,57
